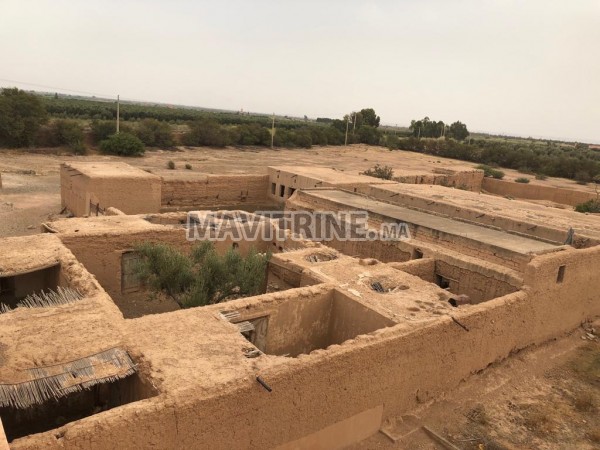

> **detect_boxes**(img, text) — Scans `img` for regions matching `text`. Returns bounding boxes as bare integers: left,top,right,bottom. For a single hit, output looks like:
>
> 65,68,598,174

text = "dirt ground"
350,322,600,450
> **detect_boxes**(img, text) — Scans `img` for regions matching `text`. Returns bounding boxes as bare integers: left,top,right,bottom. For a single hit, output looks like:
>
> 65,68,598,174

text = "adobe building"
60,162,162,216
0,161,599,448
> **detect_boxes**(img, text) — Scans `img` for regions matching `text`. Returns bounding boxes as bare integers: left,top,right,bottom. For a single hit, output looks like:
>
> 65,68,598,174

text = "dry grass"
519,404,557,435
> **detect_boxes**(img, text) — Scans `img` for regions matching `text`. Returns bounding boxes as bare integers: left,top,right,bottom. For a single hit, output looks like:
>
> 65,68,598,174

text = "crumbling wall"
161,175,271,210
394,169,483,191
324,239,412,263
287,191,535,271
58,226,273,300
482,177,597,206
433,260,519,303
60,164,90,216
390,258,436,283
12,241,600,450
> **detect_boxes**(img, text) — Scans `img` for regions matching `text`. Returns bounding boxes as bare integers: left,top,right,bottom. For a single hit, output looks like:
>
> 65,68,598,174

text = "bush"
515,177,530,183
575,199,600,213
167,160,175,170
36,119,87,154
183,118,230,147
133,241,270,308
535,173,548,180
362,164,394,180
384,134,401,150
135,119,173,147
575,171,591,185
476,164,505,179
185,163,192,170
99,132,145,156
90,120,116,143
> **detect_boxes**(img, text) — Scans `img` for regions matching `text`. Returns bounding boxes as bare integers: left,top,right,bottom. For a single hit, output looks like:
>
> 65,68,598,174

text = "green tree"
133,241,270,308
447,121,469,140
0,88,47,147
135,118,173,147
51,120,86,154
91,120,117,143
183,118,230,147
357,125,381,145
99,132,145,156
357,108,380,128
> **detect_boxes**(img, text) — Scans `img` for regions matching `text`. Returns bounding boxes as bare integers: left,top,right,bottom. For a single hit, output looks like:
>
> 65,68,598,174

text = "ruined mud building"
0,161,598,449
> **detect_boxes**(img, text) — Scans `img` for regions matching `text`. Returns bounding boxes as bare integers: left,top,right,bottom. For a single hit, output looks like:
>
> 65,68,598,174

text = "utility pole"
345,115,350,146
116,94,120,133
271,113,275,149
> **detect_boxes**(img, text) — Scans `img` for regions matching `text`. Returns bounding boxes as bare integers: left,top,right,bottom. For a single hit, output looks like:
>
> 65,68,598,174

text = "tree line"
1,88,598,183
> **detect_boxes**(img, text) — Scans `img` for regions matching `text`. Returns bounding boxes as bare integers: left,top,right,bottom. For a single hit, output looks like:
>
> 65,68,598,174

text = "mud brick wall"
483,178,596,206
161,175,270,209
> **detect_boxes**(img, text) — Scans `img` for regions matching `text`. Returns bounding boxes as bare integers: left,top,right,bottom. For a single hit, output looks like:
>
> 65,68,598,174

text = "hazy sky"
1,1,599,142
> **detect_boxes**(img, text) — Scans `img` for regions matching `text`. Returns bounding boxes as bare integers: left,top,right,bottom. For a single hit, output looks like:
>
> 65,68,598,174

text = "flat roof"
363,184,600,241
270,166,396,185
0,235,64,276
304,189,559,255
63,162,160,180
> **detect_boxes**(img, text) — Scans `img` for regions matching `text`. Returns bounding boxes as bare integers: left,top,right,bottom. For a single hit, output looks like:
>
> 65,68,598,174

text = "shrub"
36,119,87,154
53,120,85,153
133,241,270,308
167,160,175,170
185,163,192,170
575,171,591,185
90,120,117,143
575,199,600,213
135,119,173,147
515,177,530,183
183,118,230,147
535,173,548,180
362,164,394,180
476,164,505,179
99,132,145,156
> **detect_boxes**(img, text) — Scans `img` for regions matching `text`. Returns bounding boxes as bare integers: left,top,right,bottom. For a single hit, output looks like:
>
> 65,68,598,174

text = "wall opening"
288,187,296,197
0,372,156,443
0,264,61,309
270,183,276,195
412,248,424,259
435,274,451,290
279,185,286,198
557,265,566,283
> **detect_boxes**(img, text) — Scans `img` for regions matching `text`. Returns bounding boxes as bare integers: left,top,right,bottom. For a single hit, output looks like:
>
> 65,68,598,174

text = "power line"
0,78,115,99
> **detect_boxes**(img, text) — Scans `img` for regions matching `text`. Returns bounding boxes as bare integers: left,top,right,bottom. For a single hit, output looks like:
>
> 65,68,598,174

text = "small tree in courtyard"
133,241,270,308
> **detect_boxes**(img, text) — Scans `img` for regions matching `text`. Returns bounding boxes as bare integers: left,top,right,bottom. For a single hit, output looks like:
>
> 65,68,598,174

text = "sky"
1,0,599,143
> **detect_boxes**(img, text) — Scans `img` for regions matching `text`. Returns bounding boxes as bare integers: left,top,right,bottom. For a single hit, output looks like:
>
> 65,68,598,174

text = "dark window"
279,185,286,197
557,265,566,283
